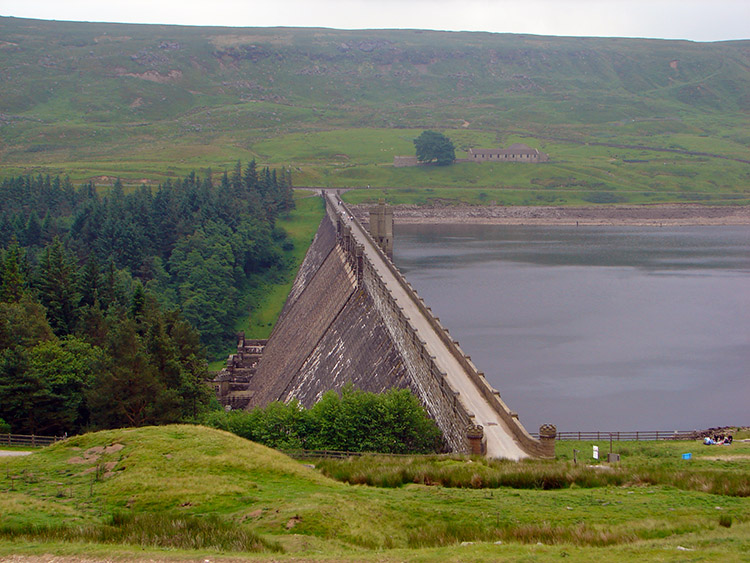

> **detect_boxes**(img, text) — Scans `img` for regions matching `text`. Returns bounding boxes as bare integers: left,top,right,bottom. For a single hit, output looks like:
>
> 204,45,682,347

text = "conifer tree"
0,240,28,303
243,159,258,193
78,256,101,308
36,238,80,336
89,317,163,428
23,213,42,247
230,160,243,193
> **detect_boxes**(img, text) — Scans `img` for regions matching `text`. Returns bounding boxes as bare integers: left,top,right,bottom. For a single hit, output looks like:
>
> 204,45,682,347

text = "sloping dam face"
247,194,555,458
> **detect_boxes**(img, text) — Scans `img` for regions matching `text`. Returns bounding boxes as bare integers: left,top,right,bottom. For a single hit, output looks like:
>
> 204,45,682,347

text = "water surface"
393,225,750,432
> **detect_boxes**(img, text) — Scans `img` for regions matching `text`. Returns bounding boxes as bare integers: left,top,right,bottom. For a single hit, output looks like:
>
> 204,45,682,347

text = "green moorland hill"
0,16,749,204
1,425,749,561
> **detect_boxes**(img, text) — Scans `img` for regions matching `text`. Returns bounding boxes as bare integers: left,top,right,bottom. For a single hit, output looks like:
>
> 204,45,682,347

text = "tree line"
0,165,446,454
0,163,294,353
0,163,294,435
0,274,212,435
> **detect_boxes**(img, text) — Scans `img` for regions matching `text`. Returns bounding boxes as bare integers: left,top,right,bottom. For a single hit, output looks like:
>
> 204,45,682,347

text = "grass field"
1,425,748,561
10,128,748,207
1,17,748,206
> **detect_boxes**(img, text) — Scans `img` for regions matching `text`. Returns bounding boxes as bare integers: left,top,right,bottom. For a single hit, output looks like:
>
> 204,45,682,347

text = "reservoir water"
392,224,750,432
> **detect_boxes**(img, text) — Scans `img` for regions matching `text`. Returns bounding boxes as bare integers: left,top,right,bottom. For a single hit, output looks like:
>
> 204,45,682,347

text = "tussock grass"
406,521,636,548
315,447,750,496
0,512,281,552
632,468,750,497
2,427,750,559
317,455,626,490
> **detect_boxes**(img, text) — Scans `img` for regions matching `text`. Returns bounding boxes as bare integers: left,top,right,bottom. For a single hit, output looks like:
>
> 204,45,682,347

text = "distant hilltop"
394,143,549,167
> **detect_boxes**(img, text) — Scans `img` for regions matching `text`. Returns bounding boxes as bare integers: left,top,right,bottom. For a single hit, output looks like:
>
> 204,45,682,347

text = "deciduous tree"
414,130,455,166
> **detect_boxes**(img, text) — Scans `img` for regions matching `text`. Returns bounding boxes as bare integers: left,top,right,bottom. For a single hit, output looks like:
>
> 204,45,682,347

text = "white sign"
593,445,599,460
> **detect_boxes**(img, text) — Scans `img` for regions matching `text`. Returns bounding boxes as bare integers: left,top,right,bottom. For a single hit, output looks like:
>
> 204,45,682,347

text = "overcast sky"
1,0,748,42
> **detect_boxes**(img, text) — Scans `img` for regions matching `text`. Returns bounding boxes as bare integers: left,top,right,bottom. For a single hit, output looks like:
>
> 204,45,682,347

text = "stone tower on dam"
247,192,555,459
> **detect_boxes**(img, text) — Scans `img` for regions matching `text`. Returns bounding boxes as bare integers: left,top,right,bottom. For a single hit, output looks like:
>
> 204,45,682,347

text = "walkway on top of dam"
325,192,528,460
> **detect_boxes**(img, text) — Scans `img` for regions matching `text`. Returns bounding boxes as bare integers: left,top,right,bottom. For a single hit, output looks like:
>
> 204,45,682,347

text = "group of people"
703,433,733,445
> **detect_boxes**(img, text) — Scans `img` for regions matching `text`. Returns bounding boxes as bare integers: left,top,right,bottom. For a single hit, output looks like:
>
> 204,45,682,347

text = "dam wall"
249,192,554,458
248,205,410,409
359,250,474,451
332,195,553,458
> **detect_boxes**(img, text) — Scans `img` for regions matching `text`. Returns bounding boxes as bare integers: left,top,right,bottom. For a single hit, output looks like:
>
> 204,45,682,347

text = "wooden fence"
285,431,705,459
0,434,64,448
530,430,700,441
0,430,705,456
283,449,417,460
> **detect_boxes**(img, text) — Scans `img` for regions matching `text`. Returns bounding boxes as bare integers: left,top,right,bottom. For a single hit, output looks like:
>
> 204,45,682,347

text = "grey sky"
1,0,748,41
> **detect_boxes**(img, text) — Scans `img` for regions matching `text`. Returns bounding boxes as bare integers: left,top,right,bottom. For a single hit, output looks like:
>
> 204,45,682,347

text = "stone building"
393,142,549,167
467,143,549,162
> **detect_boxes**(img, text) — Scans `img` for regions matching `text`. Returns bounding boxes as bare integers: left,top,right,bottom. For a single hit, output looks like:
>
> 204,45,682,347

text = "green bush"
203,385,442,454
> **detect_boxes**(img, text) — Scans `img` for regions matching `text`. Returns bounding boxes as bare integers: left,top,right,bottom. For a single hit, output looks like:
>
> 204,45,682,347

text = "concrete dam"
247,192,555,459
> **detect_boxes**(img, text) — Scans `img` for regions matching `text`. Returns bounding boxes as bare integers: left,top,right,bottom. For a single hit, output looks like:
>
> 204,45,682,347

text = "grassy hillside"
1,425,749,561
0,17,748,203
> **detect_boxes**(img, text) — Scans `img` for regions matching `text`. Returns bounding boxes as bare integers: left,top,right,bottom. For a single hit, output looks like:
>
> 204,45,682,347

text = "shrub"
203,386,442,454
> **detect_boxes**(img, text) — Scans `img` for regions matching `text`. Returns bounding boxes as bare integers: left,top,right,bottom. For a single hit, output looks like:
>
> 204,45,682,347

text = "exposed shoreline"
352,203,750,227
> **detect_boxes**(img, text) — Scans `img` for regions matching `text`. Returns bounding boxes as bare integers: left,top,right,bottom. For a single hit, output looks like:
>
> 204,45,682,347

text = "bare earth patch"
78,461,117,477
286,515,302,529
246,509,263,519
67,443,124,465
